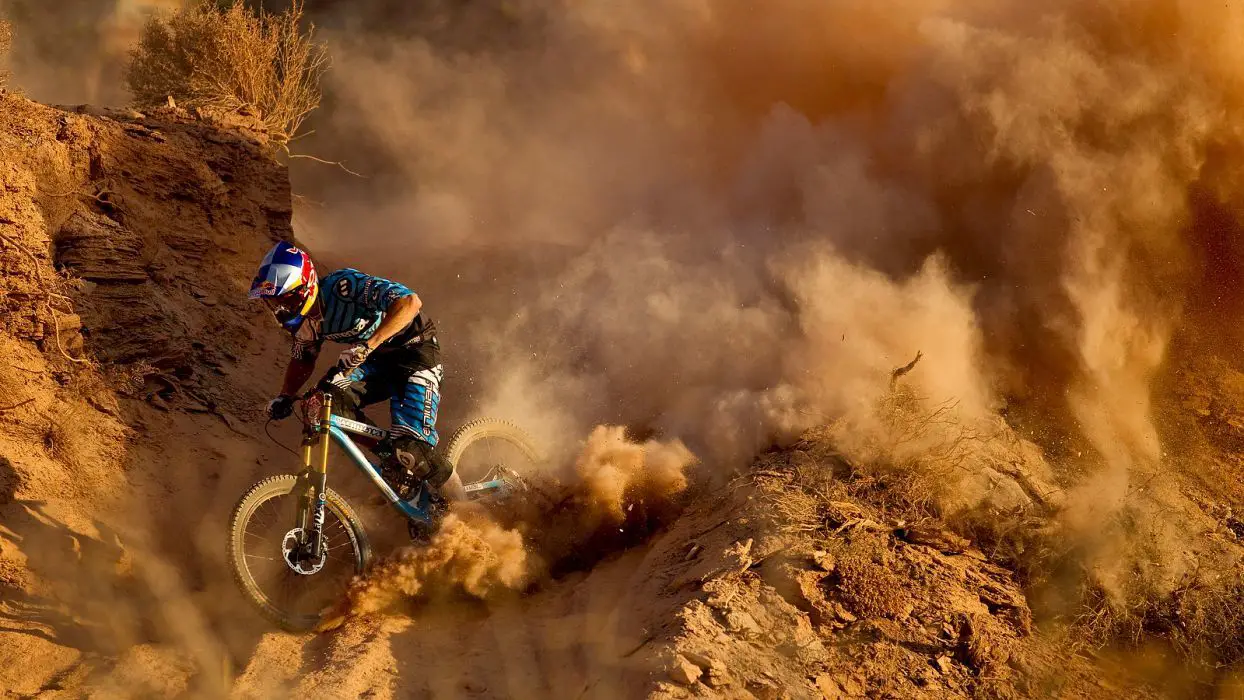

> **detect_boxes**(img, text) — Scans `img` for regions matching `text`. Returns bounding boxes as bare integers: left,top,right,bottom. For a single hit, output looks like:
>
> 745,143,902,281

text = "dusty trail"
233,545,656,698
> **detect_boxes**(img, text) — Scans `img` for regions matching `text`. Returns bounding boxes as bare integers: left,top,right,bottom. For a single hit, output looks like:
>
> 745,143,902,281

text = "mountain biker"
249,240,454,513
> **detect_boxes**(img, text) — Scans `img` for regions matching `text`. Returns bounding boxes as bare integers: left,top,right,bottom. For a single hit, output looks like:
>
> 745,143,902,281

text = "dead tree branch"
890,350,923,390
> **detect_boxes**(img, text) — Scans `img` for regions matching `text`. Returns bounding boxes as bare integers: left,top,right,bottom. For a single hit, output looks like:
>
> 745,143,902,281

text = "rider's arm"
279,355,318,396
281,317,322,396
365,294,421,350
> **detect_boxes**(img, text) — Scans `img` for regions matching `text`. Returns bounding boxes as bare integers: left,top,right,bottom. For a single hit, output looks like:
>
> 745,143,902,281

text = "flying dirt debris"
8,0,1244,698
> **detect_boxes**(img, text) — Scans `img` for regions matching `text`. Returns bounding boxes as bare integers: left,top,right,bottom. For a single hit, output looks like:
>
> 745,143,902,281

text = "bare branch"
286,153,367,178
890,350,923,390
0,398,34,412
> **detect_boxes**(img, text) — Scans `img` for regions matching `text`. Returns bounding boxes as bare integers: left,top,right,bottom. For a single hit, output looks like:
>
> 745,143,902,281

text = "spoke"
239,489,364,618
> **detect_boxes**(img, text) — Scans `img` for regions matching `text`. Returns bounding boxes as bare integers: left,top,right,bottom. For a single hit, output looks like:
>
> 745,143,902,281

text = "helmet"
249,241,318,330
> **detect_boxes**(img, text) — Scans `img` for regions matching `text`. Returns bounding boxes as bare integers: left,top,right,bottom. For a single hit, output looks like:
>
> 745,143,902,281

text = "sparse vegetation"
124,0,327,146
42,401,94,474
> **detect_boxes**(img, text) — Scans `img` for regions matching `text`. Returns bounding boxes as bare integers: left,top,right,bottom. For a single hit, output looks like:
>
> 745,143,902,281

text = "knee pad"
392,437,453,487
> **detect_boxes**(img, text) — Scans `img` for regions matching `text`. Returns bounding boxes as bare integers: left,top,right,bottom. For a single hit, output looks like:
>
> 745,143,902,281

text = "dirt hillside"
0,90,295,696
3,89,1244,700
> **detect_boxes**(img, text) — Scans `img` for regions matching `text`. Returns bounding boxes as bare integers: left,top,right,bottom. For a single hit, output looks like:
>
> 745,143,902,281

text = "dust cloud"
339,426,696,619
344,504,532,616
282,0,1244,611
0,0,171,105
573,426,694,523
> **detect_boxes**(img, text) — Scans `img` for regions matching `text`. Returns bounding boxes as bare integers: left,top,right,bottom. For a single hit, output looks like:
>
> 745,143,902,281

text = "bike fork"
298,394,334,554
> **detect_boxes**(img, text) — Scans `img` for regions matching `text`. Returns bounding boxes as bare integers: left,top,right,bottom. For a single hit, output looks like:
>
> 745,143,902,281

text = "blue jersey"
290,268,416,361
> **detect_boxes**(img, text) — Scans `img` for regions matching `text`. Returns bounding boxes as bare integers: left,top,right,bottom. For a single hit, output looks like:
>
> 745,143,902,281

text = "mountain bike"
226,371,542,632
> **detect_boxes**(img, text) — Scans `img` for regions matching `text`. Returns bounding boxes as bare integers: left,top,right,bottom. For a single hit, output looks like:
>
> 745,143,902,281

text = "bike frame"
292,392,510,551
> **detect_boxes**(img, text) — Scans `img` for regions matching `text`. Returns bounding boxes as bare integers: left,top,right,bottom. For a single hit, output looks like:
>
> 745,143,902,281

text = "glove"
267,395,294,420
337,342,372,372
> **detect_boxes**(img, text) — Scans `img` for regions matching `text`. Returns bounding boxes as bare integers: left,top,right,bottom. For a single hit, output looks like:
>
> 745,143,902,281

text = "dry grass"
42,401,96,473
1067,567,1244,676
124,0,327,146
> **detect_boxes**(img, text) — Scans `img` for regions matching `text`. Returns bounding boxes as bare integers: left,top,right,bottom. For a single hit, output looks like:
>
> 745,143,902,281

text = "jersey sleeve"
290,316,322,361
355,272,414,312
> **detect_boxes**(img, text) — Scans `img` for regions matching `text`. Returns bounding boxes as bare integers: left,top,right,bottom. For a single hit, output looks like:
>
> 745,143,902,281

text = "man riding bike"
249,241,454,516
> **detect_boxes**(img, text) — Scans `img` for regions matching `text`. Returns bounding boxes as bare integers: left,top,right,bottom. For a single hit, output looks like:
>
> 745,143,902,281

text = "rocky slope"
0,89,1240,700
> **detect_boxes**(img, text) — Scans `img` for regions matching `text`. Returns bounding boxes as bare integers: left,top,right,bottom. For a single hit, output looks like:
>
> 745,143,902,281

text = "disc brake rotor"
281,528,328,575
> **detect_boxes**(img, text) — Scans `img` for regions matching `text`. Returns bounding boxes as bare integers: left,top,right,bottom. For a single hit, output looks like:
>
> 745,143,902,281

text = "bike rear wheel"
443,418,542,500
227,474,370,632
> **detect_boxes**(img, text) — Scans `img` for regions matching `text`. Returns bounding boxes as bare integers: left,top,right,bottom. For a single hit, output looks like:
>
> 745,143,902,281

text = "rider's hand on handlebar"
337,343,371,373
267,394,295,421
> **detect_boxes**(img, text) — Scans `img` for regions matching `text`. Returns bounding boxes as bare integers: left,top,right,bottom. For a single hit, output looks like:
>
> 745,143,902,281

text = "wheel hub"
281,528,328,575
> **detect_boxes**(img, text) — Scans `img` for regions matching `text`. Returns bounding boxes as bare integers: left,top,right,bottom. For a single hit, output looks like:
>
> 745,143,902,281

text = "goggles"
263,293,305,324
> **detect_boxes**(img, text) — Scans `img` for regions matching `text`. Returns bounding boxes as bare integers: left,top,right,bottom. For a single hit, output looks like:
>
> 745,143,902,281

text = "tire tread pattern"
226,474,370,632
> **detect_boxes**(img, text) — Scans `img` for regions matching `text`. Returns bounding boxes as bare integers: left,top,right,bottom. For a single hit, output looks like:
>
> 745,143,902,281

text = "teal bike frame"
290,391,511,558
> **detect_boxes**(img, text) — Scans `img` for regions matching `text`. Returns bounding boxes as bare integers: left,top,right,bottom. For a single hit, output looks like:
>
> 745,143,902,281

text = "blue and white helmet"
249,241,318,331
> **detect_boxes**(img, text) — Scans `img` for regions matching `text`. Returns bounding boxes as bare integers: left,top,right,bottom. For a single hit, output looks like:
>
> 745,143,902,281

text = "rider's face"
263,293,304,324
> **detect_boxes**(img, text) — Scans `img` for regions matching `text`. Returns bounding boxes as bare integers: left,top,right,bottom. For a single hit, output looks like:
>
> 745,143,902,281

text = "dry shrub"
1163,578,1244,665
767,485,823,534
826,382,994,521
124,0,327,145
1070,570,1244,673
754,453,843,534
865,389,984,489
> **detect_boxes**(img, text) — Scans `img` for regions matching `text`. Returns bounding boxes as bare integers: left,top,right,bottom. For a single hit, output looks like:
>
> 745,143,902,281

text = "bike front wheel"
227,474,371,632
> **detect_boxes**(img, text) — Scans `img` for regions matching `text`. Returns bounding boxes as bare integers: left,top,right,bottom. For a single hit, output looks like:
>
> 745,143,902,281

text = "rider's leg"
384,338,454,502
328,360,409,461
325,360,382,424
388,435,453,490
388,364,453,490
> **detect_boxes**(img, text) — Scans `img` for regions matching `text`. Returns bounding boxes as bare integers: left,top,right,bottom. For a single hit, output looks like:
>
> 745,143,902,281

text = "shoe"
407,517,435,545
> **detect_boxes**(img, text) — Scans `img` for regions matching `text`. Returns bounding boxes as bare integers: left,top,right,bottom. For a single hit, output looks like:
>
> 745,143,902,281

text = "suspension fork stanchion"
295,427,316,536
308,394,334,553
